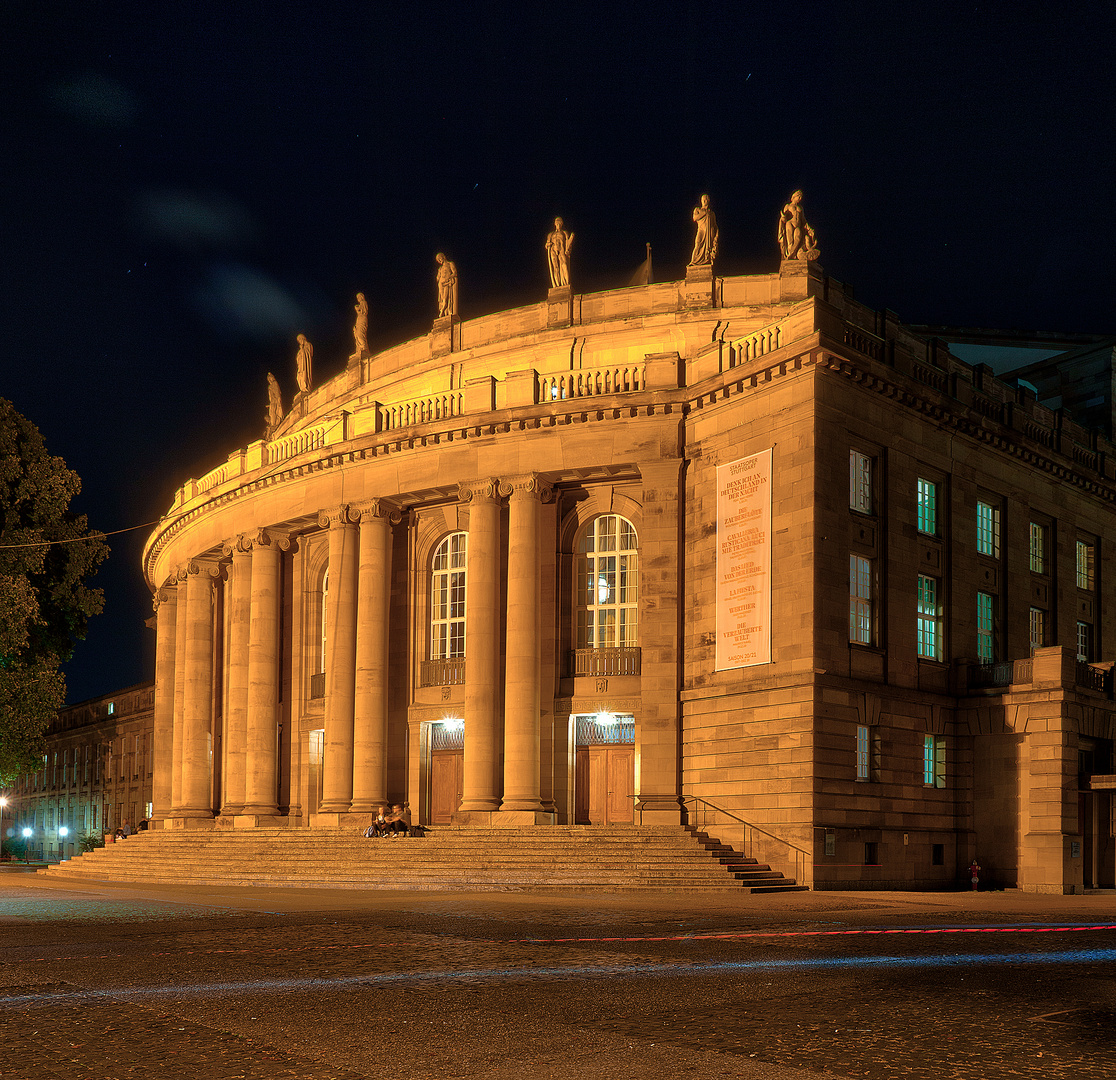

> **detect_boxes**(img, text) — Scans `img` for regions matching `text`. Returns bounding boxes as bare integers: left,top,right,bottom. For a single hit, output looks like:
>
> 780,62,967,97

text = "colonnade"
149,473,557,827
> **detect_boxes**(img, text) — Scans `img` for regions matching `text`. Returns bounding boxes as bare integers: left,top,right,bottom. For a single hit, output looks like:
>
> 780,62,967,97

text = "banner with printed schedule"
715,449,772,669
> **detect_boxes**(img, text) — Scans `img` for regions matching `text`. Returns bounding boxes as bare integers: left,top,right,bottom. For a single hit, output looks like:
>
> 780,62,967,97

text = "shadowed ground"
1,871,1114,1079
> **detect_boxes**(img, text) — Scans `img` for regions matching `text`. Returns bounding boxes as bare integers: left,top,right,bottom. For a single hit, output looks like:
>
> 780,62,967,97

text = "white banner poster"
715,448,772,670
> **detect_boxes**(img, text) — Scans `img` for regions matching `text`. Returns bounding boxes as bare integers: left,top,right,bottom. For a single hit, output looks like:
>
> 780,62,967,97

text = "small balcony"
568,647,641,677
420,657,466,687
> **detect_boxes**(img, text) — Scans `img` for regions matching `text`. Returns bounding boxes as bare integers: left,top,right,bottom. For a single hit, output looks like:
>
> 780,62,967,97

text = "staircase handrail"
681,796,811,884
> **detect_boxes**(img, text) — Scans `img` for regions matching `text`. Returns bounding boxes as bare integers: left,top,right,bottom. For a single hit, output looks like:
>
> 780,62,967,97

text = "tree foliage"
0,399,107,783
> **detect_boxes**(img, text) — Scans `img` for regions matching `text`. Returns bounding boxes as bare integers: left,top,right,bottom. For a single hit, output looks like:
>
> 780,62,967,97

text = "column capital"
182,558,225,581
222,533,255,557
318,504,361,529
152,586,177,611
350,498,403,526
458,477,502,504
249,527,293,551
499,473,555,502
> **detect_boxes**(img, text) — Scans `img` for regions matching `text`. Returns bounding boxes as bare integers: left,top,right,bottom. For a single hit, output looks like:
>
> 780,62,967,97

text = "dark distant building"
8,683,154,859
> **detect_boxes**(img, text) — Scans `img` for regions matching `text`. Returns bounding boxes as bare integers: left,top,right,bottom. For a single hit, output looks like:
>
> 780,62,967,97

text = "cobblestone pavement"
0,876,1114,1079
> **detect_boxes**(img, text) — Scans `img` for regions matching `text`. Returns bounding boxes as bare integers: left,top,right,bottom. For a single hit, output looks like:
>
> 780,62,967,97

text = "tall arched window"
319,568,328,673
431,532,467,660
577,515,638,649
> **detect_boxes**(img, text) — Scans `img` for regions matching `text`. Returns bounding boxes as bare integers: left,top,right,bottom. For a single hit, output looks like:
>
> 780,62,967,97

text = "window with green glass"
917,478,937,535
976,592,994,663
1076,540,1095,590
917,575,942,660
976,501,1000,557
849,554,872,644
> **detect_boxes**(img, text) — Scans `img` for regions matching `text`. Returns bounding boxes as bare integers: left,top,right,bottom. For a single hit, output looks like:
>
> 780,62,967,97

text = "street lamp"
0,797,6,861
21,827,31,865
58,824,68,862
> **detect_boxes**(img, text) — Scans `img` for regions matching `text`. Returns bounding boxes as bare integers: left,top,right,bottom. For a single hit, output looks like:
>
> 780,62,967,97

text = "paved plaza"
0,871,1114,1079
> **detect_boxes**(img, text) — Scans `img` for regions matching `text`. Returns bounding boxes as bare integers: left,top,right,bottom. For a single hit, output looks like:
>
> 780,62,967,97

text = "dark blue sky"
3,2,1114,702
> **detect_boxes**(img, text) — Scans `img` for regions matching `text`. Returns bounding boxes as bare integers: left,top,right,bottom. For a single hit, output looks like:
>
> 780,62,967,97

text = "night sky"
4,3,1114,704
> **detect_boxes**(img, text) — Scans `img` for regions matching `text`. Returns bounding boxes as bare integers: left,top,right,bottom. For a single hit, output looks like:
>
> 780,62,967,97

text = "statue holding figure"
266,372,284,437
435,253,458,318
353,293,369,355
689,194,719,267
777,190,819,261
295,333,314,394
545,217,575,289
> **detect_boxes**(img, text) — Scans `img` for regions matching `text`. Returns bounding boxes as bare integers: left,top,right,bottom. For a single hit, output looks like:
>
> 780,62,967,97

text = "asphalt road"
0,872,1114,1079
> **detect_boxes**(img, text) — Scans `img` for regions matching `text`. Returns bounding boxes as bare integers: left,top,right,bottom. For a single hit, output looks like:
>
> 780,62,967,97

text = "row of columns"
150,468,648,826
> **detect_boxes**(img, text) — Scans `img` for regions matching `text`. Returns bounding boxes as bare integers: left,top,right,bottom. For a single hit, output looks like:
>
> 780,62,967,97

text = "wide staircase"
38,825,808,893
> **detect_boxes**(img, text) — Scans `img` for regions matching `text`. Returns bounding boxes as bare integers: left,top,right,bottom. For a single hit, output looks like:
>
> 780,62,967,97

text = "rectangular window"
1077,621,1093,663
849,555,873,644
1076,540,1095,590
1029,522,1047,574
917,478,937,535
923,734,946,788
864,842,879,865
849,450,872,513
932,844,945,866
1029,607,1046,651
917,575,942,660
855,725,881,782
976,501,1000,558
976,592,995,663
84,745,91,783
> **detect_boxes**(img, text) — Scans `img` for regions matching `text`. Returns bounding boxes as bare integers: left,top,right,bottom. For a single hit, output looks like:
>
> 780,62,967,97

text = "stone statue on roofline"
353,293,369,356
777,189,819,262
295,333,314,394
545,217,574,289
688,193,718,267
435,252,458,318
265,372,284,439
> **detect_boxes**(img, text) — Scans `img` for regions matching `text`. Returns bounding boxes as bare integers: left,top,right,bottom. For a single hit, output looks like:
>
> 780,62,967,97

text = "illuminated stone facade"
141,259,1116,892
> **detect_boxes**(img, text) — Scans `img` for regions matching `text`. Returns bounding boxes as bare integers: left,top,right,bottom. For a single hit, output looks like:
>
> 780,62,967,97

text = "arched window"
431,532,467,660
576,515,638,649
319,567,328,674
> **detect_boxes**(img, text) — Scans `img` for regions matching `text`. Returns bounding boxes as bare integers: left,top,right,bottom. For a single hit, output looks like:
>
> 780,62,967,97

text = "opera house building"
140,208,1116,893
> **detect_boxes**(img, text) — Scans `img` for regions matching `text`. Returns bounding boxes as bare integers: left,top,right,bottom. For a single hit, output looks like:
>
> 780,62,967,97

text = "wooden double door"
575,745,634,825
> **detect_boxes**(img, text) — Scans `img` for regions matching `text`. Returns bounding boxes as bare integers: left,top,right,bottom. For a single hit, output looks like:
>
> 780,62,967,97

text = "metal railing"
681,796,811,886
309,672,325,699
569,647,641,677
420,658,466,687
970,657,1032,688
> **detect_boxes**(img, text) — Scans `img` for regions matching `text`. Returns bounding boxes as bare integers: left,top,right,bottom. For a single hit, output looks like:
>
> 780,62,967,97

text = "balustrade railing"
569,647,641,677
382,393,463,430
420,657,466,687
539,365,644,402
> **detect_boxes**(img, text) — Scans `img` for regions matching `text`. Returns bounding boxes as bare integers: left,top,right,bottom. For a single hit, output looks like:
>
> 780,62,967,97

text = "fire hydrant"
969,860,981,891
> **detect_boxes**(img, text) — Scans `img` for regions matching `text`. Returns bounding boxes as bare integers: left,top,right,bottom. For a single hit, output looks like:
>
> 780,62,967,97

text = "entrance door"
430,750,464,824
574,737,635,824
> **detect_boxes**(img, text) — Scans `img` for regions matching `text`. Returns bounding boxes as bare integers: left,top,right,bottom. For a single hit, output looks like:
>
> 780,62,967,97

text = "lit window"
923,734,945,788
106,702,114,716
976,592,995,663
1076,540,1095,591
849,555,873,644
917,478,937,535
917,575,942,660
1029,523,1047,574
1077,621,1093,663
431,532,467,661
849,450,872,514
576,515,639,649
976,501,999,557
1029,607,1046,651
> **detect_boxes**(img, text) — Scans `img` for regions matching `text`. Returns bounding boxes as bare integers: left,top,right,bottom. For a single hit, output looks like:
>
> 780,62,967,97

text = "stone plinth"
432,315,459,357
167,816,216,831
546,286,572,327
683,263,715,307
493,810,557,826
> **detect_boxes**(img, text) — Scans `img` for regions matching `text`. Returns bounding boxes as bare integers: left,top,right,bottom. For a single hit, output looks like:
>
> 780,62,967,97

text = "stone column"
319,507,359,816
499,475,551,819
458,479,502,815
151,584,177,822
242,531,285,818
178,559,220,821
220,538,253,816
351,501,395,813
634,459,685,824
170,567,190,812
